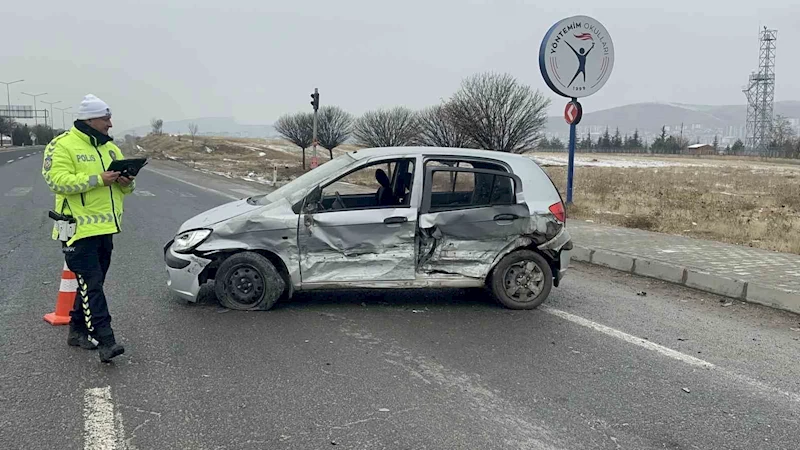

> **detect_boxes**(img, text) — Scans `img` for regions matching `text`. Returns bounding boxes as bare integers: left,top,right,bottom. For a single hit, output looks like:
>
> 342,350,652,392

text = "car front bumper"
164,240,212,302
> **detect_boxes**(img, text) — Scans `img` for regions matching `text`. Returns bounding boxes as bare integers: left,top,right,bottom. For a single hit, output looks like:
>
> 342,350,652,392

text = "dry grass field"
127,136,800,255
541,162,800,255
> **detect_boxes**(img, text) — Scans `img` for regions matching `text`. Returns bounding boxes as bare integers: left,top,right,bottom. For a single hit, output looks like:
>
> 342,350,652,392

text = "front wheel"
490,250,553,310
214,252,285,311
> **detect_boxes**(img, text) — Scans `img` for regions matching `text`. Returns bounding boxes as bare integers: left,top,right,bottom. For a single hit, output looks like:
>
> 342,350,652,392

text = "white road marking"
179,191,196,198
6,160,14,164
5,187,32,197
133,190,156,197
542,306,800,403
17,156,24,160
84,386,123,450
145,166,239,200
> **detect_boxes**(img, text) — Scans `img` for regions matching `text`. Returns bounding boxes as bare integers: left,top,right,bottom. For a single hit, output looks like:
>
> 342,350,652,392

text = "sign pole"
563,98,582,204
310,88,320,169
567,102,577,204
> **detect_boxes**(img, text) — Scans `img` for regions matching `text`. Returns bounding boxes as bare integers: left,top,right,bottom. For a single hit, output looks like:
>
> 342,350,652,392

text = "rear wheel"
490,250,553,310
214,252,285,311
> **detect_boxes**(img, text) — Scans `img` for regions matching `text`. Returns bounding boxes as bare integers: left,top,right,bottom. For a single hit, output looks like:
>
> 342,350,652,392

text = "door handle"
494,214,518,221
384,216,408,225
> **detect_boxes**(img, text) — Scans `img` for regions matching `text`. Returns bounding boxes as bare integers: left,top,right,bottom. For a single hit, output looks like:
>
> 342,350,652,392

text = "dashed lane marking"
84,386,124,450
133,190,156,197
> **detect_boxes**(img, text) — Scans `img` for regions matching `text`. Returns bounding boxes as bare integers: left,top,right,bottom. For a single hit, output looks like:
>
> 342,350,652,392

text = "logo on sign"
539,15,614,98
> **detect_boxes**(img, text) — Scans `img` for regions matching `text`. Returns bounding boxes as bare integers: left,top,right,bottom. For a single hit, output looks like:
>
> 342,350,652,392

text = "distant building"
685,143,715,155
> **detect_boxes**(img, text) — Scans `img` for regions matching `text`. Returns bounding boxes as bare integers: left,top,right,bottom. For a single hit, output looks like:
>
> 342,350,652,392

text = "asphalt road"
0,146,44,167
1,154,799,449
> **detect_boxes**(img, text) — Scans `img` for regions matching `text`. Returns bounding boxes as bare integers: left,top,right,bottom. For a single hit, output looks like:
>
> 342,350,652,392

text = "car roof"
346,146,536,167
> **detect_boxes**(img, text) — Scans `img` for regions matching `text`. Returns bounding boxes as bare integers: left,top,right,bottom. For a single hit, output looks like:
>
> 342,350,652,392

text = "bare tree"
445,72,551,153
317,106,353,159
188,122,199,146
151,118,164,135
274,112,314,170
416,104,473,148
352,107,419,148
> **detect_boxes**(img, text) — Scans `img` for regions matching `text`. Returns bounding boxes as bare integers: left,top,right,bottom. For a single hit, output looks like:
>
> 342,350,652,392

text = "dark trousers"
63,235,114,337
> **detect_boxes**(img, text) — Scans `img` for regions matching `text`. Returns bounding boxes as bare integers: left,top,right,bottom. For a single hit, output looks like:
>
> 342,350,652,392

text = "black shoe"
95,327,125,363
98,343,125,363
67,323,98,350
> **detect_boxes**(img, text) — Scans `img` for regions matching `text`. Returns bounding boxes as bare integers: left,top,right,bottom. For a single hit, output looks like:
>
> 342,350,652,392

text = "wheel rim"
502,260,545,302
226,264,265,306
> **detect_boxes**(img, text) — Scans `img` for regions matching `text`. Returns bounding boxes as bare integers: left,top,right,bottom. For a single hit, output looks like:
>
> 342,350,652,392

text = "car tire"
490,250,553,310
214,252,286,311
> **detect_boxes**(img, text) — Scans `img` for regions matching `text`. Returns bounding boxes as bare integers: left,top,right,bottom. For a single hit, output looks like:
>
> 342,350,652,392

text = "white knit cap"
76,94,112,120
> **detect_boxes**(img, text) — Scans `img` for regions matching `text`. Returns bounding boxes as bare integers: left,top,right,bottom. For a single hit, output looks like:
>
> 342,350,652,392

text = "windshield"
256,153,358,205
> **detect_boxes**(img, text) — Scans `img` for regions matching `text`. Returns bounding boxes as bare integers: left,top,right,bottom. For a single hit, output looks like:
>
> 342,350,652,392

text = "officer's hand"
101,171,120,186
117,176,134,187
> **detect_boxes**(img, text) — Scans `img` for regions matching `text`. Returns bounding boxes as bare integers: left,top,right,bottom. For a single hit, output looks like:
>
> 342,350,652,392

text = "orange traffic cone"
43,262,77,326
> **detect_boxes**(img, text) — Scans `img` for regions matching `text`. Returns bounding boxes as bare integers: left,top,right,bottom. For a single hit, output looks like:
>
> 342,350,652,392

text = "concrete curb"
570,245,800,316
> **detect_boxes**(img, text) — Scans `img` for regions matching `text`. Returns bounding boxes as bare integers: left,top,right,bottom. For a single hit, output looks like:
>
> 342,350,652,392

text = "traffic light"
310,90,319,111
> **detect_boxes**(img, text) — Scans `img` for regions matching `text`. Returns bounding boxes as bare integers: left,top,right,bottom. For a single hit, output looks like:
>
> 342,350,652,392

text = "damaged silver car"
164,147,573,310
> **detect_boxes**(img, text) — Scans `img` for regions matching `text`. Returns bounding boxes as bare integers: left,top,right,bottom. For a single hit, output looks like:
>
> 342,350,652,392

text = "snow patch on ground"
529,155,712,169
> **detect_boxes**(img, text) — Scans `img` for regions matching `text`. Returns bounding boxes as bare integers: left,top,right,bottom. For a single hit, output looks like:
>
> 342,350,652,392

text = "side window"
425,159,509,173
428,169,516,212
319,159,415,211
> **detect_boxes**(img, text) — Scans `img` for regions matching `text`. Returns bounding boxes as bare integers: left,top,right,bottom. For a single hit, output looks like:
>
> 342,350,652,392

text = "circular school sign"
539,15,615,98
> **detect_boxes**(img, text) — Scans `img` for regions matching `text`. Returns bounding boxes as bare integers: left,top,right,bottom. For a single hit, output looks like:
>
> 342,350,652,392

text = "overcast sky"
3,0,798,132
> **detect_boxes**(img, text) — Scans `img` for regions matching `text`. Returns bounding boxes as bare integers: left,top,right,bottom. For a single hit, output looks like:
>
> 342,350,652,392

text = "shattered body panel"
417,204,569,280
299,207,417,283
192,197,301,285
418,204,530,279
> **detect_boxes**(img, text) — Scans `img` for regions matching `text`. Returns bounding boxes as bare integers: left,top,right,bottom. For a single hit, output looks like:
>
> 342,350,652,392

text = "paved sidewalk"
566,220,800,314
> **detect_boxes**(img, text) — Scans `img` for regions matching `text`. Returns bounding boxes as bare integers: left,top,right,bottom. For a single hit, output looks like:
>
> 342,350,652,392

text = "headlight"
172,229,212,253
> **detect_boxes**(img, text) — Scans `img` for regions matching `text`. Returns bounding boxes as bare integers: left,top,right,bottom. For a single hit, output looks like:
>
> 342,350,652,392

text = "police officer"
42,94,136,363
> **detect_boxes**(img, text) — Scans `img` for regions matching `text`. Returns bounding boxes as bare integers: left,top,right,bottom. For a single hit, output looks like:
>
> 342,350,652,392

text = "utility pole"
56,106,71,130
310,88,320,169
22,92,47,125
42,100,61,128
0,79,24,117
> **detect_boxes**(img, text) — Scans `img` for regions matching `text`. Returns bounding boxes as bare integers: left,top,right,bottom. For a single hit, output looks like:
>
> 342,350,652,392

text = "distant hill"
545,101,800,137
119,117,277,139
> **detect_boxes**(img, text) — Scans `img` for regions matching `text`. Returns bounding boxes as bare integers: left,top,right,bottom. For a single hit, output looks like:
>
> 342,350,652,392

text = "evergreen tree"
578,131,593,151
612,127,624,151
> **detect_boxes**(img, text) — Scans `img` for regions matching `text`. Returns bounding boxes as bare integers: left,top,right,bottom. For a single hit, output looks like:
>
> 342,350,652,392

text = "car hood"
177,198,262,234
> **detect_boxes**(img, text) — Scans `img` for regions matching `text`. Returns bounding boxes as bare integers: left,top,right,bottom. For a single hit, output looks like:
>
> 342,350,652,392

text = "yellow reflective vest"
42,126,135,246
